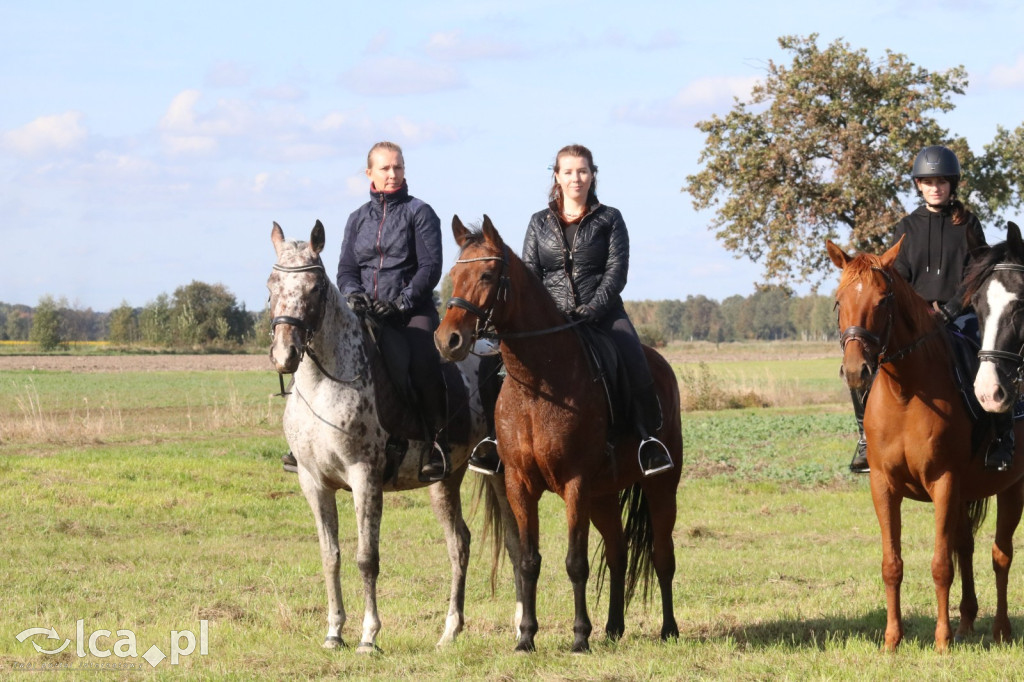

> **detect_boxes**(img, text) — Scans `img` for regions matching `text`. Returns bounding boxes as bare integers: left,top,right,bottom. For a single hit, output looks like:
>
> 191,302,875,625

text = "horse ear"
880,235,904,268
452,215,470,246
826,240,852,270
481,214,504,249
310,220,325,255
1008,221,1023,255
272,221,285,255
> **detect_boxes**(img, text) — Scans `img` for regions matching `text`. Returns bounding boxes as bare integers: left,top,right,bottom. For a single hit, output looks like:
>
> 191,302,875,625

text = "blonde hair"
366,141,403,169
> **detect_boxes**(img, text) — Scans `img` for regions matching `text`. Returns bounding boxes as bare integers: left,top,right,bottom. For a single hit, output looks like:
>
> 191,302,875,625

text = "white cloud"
1,111,87,157
989,54,1024,89
424,30,525,60
613,75,760,127
339,57,464,95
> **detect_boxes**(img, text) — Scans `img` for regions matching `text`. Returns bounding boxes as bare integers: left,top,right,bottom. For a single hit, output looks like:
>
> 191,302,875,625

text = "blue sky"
3,0,1024,312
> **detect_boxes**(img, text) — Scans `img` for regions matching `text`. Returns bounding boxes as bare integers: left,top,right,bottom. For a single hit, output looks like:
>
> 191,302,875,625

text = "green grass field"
1,347,1022,680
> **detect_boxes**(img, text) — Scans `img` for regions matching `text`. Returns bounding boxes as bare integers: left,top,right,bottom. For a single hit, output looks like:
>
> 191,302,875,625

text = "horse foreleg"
297,470,347,648
929,478,958,652
506,473,541,652
563,480,593,653
589,497,626,642
351,474,384,654
870,477,904,651
992,483,1024,644
428,466,471,647
953,504,978,641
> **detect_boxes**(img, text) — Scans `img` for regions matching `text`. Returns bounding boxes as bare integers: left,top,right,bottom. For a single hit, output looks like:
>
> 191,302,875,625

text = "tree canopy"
684,33,1024,288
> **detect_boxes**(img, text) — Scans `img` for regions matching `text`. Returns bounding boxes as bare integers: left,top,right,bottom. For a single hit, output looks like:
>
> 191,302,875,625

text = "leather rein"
446,245,583,341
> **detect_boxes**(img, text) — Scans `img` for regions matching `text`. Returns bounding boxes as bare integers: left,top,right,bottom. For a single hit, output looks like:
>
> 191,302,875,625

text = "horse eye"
480,271,494,283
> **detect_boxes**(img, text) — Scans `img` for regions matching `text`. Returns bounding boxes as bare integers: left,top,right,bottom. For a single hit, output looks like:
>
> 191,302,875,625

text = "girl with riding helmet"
470,143,674,477
847,144,1014,473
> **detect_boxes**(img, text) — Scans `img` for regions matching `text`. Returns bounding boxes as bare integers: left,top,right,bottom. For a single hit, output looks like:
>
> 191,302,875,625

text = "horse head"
268,220,329,374
435,214,509,362
971,220,1024,412
827,237,903,391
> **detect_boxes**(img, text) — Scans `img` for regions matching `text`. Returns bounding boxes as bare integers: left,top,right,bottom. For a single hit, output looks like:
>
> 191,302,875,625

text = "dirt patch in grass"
0,354,270,373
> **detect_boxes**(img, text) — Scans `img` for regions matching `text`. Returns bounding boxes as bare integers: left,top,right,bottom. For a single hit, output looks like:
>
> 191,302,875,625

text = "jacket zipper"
374,195,387,299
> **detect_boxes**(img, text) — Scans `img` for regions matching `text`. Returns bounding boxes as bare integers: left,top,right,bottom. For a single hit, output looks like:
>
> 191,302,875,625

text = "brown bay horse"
434,216,682,652
827,237,1024,651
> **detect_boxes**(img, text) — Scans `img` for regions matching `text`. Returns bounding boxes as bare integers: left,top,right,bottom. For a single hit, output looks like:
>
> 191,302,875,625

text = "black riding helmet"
911,145,961,193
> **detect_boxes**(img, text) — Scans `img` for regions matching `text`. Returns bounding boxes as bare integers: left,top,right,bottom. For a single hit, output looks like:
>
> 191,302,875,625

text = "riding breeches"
596,307,654,390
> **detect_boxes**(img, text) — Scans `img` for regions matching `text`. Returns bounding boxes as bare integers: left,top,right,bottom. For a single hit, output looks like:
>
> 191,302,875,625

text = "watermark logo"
14,620,209,669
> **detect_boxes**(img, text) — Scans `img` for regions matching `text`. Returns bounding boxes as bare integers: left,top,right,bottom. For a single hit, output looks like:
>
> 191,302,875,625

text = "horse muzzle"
269,324,305,374
839,341,876,392
974,360,1017,413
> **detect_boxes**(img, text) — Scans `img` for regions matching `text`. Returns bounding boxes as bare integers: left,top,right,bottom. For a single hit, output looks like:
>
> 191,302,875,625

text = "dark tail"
593,481,655,609
471,475,506,596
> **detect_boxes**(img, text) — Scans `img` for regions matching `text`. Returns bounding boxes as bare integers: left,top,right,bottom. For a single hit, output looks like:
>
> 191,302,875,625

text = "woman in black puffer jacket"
523,144,673,477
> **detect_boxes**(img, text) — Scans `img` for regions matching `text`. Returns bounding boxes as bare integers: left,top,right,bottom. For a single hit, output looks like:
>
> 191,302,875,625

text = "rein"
270,260,362,392
447,246,584,341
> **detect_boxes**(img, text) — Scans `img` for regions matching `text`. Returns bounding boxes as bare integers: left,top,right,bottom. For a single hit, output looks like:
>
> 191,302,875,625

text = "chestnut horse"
827,237,1024,651
268,220,521,653
434,216,682,652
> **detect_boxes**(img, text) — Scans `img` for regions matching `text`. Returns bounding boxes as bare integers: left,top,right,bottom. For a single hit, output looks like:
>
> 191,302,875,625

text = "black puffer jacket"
891,204,986,304
522,201,628,320
336,182,442,316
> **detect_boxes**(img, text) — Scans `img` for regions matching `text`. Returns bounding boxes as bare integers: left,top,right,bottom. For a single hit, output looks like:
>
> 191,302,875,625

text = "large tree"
684,34,1024,287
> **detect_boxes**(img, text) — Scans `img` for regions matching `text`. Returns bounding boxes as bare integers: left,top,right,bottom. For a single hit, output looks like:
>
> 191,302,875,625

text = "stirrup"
418,440,451,483
638,437,673,477
468,437,502,475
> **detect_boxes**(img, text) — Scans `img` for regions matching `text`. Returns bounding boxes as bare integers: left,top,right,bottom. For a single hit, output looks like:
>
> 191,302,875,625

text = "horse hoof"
322,635,346,649
514,640,536,653
571,639,591,654
356,641,383,655
661,624,680,641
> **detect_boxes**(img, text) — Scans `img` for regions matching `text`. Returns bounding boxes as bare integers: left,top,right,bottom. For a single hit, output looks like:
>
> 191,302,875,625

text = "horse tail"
620,481,656,607
471,475,506,596
966,498,989,538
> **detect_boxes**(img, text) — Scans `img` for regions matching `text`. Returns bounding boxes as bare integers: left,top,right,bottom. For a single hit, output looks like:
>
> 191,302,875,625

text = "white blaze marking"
976,279,1017,409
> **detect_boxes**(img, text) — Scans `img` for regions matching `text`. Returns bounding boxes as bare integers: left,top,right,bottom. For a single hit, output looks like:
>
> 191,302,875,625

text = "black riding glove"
571,305,594,322
346,292,371,314
938,299,963,324
371,298,401,322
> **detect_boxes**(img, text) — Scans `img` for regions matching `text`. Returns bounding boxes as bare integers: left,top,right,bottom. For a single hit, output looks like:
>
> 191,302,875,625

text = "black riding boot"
419,424,451,483
633,385,673,477
849,387,869,474
282,450,298,473
985,411,1015,472
468,351,504,475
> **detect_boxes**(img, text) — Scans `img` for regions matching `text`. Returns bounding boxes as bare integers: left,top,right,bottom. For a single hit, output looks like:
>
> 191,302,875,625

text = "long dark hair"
548,144,599,211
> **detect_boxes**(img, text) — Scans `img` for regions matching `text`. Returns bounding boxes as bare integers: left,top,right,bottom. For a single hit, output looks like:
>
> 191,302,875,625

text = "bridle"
836,266,895,371
977,262,1024,388
446,244,584,342
269,259,360,390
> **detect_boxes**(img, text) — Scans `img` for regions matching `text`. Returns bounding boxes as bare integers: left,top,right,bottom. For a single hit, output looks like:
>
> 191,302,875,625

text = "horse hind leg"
589,496,627,641
297,471,347,648
428,465,471,647
992,483,1024,644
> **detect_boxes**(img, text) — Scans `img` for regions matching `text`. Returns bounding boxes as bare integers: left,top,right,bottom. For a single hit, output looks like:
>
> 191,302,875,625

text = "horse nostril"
994,386,1005,403
839,365,846,380
447,332,462,350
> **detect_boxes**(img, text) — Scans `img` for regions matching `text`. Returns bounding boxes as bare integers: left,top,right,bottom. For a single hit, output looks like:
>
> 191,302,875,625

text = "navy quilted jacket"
336,182,442,315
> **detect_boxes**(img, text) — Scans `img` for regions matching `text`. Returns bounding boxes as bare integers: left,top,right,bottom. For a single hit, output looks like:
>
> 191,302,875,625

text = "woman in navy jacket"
337,141,450,482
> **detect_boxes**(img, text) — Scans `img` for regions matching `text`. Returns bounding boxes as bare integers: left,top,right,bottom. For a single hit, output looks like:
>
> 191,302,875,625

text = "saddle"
574,324,632,433
361,316,471,469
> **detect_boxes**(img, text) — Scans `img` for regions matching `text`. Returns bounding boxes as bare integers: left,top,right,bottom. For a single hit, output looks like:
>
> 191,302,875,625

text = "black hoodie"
891,204,986,305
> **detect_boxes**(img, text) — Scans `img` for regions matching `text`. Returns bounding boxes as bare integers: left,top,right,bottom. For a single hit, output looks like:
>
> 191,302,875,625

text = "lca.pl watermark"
13,619,209,669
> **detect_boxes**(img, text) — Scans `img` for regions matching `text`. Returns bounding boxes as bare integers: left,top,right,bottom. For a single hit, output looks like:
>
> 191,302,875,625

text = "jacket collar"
370,181,410,206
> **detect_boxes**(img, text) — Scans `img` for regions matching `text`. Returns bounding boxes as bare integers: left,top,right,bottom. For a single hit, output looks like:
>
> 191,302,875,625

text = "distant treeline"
0,283,836,351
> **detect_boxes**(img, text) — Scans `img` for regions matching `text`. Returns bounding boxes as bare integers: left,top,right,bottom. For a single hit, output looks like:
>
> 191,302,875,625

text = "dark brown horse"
434,215,682,652
827,237,1024,651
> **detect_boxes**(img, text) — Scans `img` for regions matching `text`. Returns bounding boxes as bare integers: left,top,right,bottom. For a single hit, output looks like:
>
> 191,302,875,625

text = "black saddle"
574,324,632,433
362,316,470,446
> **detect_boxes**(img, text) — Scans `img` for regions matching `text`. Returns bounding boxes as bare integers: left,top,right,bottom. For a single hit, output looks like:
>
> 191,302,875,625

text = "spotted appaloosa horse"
828,236,1024,651
267,220,520,653
435,216,682,653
